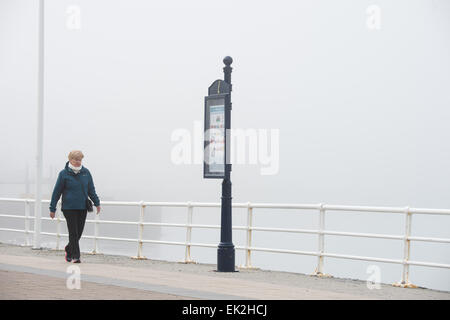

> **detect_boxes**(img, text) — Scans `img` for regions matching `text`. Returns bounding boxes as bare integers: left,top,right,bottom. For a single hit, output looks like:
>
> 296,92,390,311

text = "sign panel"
209,104,225,172
204,95,227,178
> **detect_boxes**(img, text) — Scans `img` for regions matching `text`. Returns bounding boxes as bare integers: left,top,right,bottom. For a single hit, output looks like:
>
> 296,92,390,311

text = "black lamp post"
203,56,235,272
217,56,235,272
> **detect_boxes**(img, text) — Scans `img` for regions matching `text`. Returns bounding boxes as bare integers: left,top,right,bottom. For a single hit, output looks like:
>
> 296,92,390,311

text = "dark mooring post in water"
203,56,235,272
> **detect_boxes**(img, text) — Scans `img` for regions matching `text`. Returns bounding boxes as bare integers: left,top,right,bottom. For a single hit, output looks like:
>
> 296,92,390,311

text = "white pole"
33,0,44,249
92,210,99,254
401,208,412,284
184,202,193,263
25,200,30,246
56,208,61,250
245,202,253,268
137,201,145,258
25,163,29,195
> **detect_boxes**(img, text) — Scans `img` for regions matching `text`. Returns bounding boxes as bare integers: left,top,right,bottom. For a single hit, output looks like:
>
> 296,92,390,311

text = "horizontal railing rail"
0,197,449,288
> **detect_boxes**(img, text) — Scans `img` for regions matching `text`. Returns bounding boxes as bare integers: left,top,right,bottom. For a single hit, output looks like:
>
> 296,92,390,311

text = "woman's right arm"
49,172,65,215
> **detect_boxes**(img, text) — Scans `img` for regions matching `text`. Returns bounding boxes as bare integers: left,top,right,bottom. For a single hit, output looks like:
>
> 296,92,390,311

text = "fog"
1,0,449,291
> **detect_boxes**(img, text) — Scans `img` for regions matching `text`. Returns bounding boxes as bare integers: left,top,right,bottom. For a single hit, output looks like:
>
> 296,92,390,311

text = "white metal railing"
0,197,449,288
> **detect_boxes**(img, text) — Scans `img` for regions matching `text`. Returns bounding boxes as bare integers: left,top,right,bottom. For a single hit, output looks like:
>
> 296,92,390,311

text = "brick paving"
0,270,193,300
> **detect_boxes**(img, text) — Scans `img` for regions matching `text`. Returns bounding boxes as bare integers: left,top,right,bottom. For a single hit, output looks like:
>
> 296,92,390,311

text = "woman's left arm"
87,171,101,212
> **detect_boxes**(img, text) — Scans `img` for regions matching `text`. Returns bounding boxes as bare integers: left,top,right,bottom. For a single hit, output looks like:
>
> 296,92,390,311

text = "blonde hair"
68,150,84,161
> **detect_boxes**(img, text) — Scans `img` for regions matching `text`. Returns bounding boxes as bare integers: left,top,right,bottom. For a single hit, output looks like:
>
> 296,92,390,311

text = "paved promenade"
0,243,449,300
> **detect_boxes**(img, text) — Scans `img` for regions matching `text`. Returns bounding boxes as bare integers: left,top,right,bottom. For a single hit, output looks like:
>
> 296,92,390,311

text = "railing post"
89,200,100,255
55,206,61,250
132,201,146,260
314,204,330,277
239,202,258,270
184,202,195,263
242,201,255,269
91,208,100,254
246,202,253,268
394,207,417,288
24,200,31,246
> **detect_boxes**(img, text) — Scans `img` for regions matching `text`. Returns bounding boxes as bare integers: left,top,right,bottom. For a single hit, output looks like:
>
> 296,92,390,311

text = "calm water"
1,184,449,292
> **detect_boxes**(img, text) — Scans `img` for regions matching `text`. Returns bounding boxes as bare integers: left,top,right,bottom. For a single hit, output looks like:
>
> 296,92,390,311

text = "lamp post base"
217,243,235,272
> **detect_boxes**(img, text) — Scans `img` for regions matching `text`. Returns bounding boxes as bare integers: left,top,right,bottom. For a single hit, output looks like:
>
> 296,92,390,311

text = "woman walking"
49,150,101,263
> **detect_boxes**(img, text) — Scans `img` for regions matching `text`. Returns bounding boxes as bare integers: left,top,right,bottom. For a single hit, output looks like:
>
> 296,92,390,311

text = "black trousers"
62,209,87,260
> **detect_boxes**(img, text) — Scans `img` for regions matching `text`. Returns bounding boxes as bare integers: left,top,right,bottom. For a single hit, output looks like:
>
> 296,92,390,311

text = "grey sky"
1,0,450,207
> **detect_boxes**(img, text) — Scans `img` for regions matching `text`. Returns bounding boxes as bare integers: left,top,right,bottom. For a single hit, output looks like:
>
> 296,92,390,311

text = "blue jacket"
49,161,100,212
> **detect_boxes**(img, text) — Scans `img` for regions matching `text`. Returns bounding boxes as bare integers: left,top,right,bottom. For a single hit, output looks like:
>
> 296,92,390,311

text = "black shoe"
72,259,81,263
65,250,72,263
